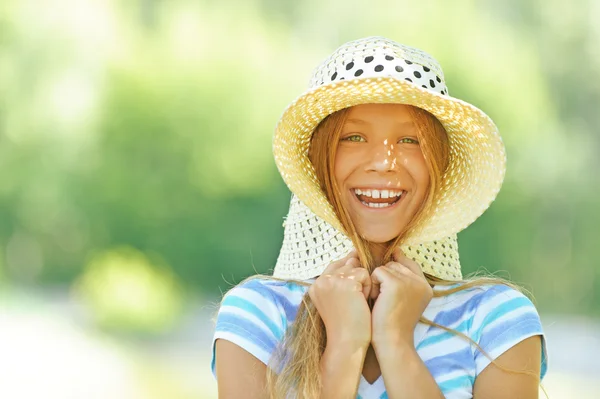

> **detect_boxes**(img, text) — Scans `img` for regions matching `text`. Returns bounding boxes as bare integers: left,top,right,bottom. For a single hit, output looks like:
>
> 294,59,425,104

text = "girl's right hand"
308,251,372,349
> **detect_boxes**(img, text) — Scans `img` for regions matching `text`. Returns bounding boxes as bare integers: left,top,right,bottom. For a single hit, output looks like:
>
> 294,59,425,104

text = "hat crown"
308,37,449,96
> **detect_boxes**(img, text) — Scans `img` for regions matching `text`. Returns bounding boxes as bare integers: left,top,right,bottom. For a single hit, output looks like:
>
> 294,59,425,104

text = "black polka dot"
395,65,404,73
364,56,374,63
374,65,384,72
345,62,354,70
440,90,445,94
354,69,363,77
331,72,338,80
422,85,427,89
405,60,413,65
436,76,442,83
405,78,412,82
429,79,435,88
385,55,394,61
423,66,431,72
414,71,422,78
340,77,345,80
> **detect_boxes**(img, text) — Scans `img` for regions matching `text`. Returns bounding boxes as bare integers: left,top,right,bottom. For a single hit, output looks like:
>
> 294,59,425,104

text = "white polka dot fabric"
309,37,449,96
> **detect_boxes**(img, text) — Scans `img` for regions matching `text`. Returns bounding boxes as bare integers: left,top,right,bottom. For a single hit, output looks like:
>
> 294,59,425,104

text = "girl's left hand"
370,248,433,348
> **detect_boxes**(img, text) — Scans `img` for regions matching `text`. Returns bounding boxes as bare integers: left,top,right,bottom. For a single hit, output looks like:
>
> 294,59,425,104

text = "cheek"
333,151,354,187
415,158,430,186
403,153,430,188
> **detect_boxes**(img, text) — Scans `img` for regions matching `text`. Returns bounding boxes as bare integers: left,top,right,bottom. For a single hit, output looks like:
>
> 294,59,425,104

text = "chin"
359,229,400,244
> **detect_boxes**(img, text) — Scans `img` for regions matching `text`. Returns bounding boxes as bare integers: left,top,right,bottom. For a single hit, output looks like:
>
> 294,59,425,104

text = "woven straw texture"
272,37,505,281
274,194,462,281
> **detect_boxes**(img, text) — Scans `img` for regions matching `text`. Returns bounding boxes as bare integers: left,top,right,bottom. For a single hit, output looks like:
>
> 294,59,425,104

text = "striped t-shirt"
211,278,547,398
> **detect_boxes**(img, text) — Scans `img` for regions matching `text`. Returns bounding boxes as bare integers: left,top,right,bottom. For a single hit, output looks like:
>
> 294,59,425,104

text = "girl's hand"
308,251,372,349
370,248,433,348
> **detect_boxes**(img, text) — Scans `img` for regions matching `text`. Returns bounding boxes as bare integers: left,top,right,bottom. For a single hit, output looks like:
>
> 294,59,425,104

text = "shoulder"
434,282,547,378
221,278,309,319
459,284,540,335
429,282,544,350
211,278,308,375
432,283,536,318
215,277,310,341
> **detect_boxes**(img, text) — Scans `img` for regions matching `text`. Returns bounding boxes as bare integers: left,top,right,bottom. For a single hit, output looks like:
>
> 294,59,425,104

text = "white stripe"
219,305,280,341
473,301,534,336
418,336,470,360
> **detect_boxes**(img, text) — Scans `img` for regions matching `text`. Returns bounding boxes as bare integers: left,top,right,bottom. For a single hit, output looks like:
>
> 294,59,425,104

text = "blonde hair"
256,105,543,397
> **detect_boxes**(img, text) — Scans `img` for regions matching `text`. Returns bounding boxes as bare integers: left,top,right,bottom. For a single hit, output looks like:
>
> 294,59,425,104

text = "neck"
368,242,388,267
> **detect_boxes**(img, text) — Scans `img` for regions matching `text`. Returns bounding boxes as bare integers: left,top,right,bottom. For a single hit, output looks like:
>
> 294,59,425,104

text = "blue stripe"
216,313,279,352
417,317,471,350
425,346,473,375
476,319,543,361
438,374,474,393
269,287,305,323
211,280,545,399
473,296,533,342
285,281,309,292
431,284,513,329
222,295,284,340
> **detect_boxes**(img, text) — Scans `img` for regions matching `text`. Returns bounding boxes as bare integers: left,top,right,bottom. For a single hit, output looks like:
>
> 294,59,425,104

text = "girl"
211,37,547,398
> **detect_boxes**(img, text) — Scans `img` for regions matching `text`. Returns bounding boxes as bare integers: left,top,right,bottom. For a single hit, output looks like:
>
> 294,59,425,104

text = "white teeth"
361,201,391,208
354,188,403,198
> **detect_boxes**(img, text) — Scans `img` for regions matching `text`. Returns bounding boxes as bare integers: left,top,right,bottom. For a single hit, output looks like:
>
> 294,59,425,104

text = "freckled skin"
334,104,430,244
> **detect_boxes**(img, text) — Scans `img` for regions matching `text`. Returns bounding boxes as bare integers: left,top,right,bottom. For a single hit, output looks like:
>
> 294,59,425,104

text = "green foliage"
0,0,599,328
73,246,184,334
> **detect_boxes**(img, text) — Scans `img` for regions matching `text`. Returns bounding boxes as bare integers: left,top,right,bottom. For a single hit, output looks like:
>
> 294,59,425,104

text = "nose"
366,139,398,173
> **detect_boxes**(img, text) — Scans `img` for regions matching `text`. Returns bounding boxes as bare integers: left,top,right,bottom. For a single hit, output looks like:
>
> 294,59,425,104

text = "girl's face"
334,103,430,243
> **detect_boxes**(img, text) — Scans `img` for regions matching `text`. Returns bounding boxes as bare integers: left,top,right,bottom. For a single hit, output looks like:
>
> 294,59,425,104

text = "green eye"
399,137,419,144
342,135,365,142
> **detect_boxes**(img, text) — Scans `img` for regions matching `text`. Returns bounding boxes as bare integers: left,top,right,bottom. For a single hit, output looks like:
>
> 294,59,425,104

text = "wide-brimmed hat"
271,37,506,281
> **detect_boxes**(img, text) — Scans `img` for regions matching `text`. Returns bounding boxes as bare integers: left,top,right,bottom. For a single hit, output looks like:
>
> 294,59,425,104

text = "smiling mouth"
352,188,404,209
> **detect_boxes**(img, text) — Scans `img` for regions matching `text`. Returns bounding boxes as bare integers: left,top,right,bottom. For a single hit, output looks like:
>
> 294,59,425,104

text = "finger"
346,268,371,299
369,275,380,301
345,249,358,260
386,260,415,275
369,266,395,299
392,248,425,277
384,262,407,278
322,250,358,274
345,257,361,268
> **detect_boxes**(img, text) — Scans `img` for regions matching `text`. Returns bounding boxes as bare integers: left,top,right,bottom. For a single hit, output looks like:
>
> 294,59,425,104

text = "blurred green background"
1,0,599,397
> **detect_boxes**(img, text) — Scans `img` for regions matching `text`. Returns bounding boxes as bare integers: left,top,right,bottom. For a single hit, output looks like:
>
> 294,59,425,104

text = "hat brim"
273,76,506,244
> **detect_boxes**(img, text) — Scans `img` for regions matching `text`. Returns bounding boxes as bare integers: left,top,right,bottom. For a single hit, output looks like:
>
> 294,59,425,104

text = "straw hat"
272,37,506,281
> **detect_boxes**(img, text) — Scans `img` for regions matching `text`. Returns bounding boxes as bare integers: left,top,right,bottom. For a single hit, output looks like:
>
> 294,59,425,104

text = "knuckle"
355,268,369,279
